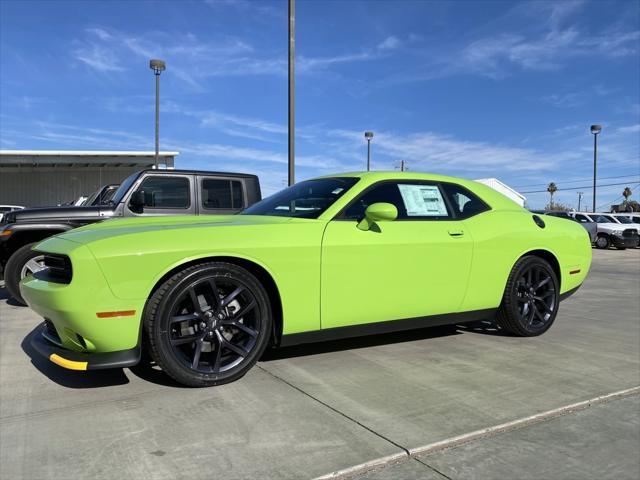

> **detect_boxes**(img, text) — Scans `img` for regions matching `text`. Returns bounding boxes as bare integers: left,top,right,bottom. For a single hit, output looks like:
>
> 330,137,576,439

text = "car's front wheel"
595,234,610,249
144,262,272,387
496,256,559,337
4,242,46,306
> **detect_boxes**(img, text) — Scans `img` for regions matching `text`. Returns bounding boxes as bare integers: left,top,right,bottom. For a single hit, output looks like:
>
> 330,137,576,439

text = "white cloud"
74,44,126,72
378,36,402,51
618,124,640,134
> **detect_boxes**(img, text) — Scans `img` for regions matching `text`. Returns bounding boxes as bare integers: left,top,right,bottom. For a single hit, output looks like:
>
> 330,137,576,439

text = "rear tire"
496,256,559,337
595,234,610,249
4,242,46,306
144,262,272,387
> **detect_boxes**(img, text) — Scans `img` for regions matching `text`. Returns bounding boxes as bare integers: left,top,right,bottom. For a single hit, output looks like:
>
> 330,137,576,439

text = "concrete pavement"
1,249,639,479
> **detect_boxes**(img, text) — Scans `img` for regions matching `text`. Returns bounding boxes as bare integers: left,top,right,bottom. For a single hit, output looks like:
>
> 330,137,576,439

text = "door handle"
448,229,464,237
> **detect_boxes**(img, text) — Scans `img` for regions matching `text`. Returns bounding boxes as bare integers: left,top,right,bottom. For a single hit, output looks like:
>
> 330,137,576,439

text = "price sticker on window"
398,184,448,217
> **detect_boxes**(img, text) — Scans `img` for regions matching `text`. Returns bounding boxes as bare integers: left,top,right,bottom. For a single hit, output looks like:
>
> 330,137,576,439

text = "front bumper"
19,237,146,354
31,323,140,370
610,235,639,248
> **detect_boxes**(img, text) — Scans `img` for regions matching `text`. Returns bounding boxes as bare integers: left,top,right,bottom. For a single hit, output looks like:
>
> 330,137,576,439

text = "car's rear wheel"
4,242,46,306
496,256,559,337
144,262,272,387
595,234,610,249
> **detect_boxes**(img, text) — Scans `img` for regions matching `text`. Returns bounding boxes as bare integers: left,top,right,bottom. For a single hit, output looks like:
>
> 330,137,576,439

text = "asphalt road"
1,249,638,480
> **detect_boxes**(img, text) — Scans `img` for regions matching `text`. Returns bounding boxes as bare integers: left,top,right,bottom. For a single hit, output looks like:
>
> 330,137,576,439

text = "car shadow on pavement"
0,286,26,307
455,319,512,336
261,324,463,361
21,327,130,389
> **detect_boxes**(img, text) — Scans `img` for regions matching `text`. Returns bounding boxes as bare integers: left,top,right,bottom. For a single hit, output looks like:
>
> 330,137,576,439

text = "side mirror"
129,190,145,213
357,202,398,231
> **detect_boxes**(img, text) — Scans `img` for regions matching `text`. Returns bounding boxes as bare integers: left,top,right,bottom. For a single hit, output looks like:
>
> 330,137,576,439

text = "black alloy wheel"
144,262,272,387
496,256,559,336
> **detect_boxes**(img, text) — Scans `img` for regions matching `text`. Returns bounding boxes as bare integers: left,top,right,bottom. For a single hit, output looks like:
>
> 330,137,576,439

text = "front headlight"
613,231,624,237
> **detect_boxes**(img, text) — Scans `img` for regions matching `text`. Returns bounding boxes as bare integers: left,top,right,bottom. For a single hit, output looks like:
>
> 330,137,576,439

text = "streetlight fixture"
150,59,166,169
364,131,374,171
590,124,602,211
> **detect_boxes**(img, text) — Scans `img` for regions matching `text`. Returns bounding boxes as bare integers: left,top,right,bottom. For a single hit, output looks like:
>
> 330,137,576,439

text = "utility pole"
395,160,408,172
577,191,583,211
288,0,295,186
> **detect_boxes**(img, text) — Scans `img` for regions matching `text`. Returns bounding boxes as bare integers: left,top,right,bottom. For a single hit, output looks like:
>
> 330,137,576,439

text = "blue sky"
1,0,638,209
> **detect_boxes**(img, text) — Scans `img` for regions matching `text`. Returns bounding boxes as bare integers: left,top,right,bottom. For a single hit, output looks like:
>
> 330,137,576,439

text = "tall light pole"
288,0,295,186
365,131,374,171
150,59,166,169
590,124,602,211
577,191,584,211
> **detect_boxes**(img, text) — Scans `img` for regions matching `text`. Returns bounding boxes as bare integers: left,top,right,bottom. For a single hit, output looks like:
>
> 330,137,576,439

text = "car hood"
597,222,636,231
56,214,299,245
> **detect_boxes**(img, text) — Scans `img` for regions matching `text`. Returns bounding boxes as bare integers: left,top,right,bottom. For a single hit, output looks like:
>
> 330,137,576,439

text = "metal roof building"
0,150,179,208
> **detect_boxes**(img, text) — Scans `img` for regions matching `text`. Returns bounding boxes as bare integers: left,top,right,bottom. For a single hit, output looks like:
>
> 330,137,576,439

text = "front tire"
144,262,272,387
595,234,610,249
496,256,559,337
4,242,46,306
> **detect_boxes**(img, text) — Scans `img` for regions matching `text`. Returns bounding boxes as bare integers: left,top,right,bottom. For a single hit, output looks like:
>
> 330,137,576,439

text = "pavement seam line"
409,385,640,457
310,385,640,480
256,366,412,477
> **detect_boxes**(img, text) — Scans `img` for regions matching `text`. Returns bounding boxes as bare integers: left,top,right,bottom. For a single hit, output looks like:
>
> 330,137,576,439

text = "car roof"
141,169,258,179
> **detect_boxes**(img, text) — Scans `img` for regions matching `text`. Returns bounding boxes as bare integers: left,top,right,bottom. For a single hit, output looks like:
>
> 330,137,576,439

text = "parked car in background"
543,210,597,244
21,171,591,387
0,205,24,223
571,212,639,250
82,184,120,206
611,212,640,225
604,213,640,247
0,169,261,304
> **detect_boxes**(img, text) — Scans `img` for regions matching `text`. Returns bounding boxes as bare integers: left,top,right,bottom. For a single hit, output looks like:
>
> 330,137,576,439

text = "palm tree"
623,187,632,202
547,182,558,209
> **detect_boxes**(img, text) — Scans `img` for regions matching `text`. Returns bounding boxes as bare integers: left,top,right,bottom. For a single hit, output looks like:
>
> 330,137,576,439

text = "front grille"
43,319,62,346
38,253,73,284
623,229,637,238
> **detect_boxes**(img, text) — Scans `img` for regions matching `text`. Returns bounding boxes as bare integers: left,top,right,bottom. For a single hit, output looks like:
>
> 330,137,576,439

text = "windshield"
110,172,142,205
614,215,632,224
242,177,359,218
591,215,614,223
83,189,101,206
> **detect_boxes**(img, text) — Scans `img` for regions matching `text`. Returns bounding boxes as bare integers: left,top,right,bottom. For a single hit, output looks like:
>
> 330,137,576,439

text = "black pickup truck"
0,169,261,304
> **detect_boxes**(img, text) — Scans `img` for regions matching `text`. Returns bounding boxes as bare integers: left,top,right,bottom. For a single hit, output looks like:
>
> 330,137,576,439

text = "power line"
521,181,638,194
512,174,640,189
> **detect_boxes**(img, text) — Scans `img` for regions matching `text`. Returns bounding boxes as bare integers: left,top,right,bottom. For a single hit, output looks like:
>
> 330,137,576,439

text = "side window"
574,214,589,223
137,176,190,209
343,182,451,220
201,179,244,210
441,183,490,219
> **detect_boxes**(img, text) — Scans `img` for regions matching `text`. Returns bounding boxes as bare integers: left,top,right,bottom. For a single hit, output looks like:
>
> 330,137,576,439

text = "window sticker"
398,184,448,217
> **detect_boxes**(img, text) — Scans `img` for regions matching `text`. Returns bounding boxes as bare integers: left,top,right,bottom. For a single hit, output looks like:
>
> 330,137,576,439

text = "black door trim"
279,308,498,347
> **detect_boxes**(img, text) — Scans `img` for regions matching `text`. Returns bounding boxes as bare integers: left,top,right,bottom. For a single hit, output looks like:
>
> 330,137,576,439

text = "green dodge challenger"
21,172,591,387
